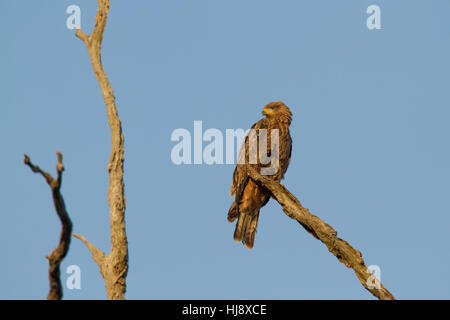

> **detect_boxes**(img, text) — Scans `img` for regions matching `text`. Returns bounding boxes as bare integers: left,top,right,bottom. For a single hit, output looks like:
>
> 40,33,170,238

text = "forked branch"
73,0,128,300
24,151,73,300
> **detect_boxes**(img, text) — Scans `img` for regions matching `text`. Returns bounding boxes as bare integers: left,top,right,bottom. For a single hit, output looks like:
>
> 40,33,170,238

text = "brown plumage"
228,101,292,249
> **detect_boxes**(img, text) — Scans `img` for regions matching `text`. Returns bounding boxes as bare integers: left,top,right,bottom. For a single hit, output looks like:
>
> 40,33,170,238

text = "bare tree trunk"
72,0,128,300
245,165,395,300
24,151,73,300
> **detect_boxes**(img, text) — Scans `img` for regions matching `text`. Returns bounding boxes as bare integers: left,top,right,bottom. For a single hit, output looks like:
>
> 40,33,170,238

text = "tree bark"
245,165,395,300
72,0,128,300
24,151,73,300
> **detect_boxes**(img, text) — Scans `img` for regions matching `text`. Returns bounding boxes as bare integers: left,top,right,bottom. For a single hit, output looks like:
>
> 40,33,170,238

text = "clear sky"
1,0,450,299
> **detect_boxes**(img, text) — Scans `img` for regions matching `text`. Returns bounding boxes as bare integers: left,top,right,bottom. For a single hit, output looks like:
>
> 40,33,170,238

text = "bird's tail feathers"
227,202,239,222
233,209,260,250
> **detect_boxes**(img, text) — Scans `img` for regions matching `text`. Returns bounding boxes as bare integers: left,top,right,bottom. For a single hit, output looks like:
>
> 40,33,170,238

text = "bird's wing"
230,118,268,200
279,126,292,179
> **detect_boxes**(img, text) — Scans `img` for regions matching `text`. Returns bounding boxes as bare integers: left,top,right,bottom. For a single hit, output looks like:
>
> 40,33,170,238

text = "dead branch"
245,165,395,300
73,0,128,300
24,151,73,300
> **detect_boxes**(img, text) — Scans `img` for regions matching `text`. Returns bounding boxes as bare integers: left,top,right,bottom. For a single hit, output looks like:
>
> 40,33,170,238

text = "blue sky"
1,0,450,299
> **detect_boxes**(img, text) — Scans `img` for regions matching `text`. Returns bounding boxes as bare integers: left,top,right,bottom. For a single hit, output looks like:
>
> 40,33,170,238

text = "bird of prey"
228,101,292,249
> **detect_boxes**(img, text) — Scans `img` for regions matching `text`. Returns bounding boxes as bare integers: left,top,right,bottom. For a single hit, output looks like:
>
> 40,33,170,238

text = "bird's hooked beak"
262,106,274,116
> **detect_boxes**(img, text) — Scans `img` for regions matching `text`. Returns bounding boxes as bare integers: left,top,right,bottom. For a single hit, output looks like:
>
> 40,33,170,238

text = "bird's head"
262,101,292,124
